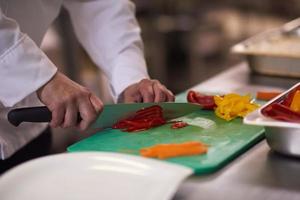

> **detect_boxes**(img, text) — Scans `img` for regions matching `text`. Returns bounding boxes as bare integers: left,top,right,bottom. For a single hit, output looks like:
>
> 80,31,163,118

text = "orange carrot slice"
256,91,281,101
140,141,208,159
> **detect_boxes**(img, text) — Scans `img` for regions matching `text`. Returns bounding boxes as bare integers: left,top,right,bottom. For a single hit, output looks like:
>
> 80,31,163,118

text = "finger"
153,83,167,102
77,96,97,131
123,84,143,103
134,95,143,103
124,92,143,103
62,102,78,128
166,89,175,102
50,104,65,128
90,94,103,114
123,95,134,103
124,93,137,103
139,80,155,103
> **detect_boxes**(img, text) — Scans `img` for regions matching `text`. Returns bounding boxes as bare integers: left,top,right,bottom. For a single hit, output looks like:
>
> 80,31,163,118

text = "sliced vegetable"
282,86,300,107
140,141,208,159
256,91,281,101
187,90,216,110
171,121,188,129
290,90,300,113
112,105,166,132
214,93,259,121
262,103,300,123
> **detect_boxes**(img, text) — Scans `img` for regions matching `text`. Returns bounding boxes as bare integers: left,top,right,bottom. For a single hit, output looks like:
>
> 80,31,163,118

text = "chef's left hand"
121,79,175,103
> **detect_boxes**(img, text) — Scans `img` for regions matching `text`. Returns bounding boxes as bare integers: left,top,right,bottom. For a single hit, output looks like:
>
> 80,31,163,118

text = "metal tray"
244,82,300,157
232,18,300,78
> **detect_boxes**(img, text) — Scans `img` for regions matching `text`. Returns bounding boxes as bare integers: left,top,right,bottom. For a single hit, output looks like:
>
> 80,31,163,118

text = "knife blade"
7,102,201,128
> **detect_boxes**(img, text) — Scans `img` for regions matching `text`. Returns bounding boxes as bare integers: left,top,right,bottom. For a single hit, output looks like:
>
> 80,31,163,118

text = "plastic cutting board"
68,93,265,175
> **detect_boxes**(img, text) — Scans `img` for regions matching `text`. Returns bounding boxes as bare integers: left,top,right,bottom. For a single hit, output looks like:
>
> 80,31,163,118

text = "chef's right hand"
37,72,103,131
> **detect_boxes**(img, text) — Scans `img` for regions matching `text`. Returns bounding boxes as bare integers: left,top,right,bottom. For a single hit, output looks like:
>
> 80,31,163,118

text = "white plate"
0,152,193,200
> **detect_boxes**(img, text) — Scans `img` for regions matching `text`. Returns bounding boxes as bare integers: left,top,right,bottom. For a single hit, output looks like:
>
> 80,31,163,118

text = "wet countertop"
174,62,300,200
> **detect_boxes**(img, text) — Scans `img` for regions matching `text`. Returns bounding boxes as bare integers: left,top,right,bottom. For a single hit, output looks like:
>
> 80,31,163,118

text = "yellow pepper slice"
290,90,300,113
214,93,259,121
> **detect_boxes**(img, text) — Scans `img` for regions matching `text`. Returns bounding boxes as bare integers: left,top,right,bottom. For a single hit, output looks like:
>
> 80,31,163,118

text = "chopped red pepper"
262,103,300,123
171,121,188,129
187,90,216,110
262,86,300,123
112,105,166,132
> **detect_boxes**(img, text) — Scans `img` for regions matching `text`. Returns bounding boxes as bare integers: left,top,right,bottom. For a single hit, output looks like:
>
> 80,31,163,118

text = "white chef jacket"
0,0,149,159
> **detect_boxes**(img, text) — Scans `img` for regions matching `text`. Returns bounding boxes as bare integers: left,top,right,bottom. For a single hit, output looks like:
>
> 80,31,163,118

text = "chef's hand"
121,79,175,103
37,72,103,130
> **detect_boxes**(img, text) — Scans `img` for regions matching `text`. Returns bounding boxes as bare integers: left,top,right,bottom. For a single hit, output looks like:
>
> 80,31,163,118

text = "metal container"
265,127,300,157
244,82,300,157
232,18,300,78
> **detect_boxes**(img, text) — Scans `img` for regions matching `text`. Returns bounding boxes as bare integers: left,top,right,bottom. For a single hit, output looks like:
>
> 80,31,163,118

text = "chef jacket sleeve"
0,8,57,107
63,0,149,101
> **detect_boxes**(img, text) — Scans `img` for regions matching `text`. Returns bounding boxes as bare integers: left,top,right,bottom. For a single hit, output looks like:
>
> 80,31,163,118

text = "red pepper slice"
136,105,162,114
123,118,166,132
171,121,188,129
131,111,162,120
187,90,216,110
187,91,198,103
123,120,152,132
112,105,166,132
262,103,300,123
131,105,162,120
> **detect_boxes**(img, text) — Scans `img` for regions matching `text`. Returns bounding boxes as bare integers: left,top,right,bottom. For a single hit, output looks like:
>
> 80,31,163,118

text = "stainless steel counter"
174,63,300,200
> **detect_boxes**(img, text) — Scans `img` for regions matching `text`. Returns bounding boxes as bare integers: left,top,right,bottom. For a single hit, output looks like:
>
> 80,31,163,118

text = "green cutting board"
67,93,265,174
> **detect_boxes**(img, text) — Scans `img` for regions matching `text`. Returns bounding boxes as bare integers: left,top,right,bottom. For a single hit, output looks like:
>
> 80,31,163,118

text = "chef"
0,0,174,173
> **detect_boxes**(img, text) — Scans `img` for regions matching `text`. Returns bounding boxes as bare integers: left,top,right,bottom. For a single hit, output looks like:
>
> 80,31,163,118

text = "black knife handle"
8,106,82,127
8,106,52,126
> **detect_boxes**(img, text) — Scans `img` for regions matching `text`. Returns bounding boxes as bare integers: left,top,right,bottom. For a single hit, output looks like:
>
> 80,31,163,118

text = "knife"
7,102,201,128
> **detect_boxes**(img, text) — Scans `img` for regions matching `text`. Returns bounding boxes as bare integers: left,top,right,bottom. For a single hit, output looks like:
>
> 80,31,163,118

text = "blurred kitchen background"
41,0,300,152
